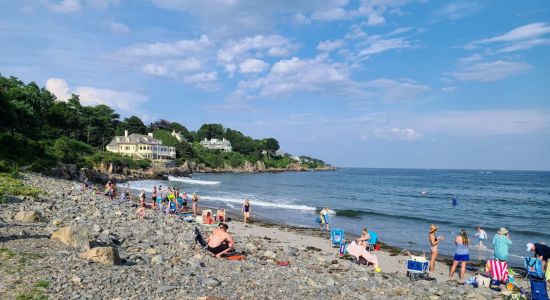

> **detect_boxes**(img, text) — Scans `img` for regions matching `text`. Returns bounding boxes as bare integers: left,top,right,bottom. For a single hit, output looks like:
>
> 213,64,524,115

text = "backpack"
525,257,544,279
193,227,207,248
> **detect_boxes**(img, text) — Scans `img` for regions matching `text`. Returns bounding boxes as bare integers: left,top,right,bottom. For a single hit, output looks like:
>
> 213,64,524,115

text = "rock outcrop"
51,225,91,250
79,247,121,265
14,210,43,223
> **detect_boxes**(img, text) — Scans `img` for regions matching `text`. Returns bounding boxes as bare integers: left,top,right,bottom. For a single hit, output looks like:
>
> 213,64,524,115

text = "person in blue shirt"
493,227,512,261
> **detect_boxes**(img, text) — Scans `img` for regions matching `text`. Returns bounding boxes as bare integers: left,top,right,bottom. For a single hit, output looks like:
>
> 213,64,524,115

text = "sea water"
129,168,550,266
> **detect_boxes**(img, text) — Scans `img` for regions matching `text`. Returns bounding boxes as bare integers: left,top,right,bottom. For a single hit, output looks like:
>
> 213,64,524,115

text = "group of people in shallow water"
429,224,550,282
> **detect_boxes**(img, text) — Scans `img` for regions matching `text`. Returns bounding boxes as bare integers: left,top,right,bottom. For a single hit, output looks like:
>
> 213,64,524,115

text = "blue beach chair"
330,228,344,247
368,231,378,251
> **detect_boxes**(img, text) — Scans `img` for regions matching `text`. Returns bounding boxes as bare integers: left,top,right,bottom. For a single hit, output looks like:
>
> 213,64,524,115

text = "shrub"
0,173,42,203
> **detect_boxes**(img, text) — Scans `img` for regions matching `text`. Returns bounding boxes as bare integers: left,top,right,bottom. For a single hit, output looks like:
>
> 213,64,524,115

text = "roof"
107,133,162,146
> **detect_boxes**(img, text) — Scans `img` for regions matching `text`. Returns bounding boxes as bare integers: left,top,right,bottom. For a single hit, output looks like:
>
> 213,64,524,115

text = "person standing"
151,186,157,208
429,224,445,272
319,207,331,231
526,242,550,282
493,227,512,261
449,229,470,280
475,226,488,250
242,199,251,224
192,192,199,216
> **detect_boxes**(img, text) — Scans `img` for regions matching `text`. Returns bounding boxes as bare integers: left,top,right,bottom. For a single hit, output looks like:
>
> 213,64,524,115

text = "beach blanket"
347,241,379,268
486,259,509,282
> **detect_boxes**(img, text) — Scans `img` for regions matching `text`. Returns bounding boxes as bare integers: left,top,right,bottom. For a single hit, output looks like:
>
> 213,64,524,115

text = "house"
106,130,176,160
171,130,186,143
200,138,232,152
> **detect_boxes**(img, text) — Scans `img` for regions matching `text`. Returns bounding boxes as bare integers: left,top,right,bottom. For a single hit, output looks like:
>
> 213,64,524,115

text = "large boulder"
51,225,91,250
14,210,43,223
79,246,121,265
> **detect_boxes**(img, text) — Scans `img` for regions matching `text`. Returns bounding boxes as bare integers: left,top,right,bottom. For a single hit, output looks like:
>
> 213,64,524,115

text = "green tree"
117,116,147,135
196,124,224,141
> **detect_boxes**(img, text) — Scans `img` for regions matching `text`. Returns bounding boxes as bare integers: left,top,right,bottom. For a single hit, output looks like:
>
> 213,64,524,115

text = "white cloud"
373,127,421,141
86,0,119,9
217,35,298,64
457,53,483,66
293,13,311,24
432,1,481,20
141,64,168,77
108,21,130,34
239,59,269,73
468,23,550,53
441,86,458,93
317,39,345,52
310,0,414,26
42,0,81,13
183,72,218,91
358,37,411,56
364,78,430,101
45,77,149,114
447,60,532,82
46,78,71,101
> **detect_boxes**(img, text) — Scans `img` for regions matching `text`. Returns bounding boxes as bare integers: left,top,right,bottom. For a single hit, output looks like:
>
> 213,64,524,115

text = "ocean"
128,168,550,266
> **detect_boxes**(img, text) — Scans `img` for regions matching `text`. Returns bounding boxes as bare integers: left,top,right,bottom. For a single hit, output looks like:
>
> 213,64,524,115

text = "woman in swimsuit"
429,224,444,272
151,186,157,208
192,193,199,216
242,199,251,224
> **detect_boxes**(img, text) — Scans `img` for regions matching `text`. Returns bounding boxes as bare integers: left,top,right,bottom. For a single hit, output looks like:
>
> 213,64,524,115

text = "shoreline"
0,172,532,299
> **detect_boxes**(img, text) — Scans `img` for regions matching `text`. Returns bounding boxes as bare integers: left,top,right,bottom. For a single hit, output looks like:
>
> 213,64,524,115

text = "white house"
106,130,176,160
200,138,232,152
171,130,186,143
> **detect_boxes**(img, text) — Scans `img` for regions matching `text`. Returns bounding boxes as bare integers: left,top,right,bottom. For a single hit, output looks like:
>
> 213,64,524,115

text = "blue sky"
1,0,549,170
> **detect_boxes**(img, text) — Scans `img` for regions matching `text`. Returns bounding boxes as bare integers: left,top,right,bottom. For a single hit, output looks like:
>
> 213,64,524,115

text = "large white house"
106,130,176,160
200,138,232,152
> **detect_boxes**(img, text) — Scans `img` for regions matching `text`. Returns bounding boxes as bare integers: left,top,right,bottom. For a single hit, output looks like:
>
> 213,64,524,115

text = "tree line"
0,74,308,172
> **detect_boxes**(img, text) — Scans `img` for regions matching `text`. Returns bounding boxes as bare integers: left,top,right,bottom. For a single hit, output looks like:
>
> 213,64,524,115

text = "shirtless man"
207,223,235,258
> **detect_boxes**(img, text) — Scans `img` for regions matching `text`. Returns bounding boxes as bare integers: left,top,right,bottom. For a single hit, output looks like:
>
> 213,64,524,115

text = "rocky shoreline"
0,173,527,299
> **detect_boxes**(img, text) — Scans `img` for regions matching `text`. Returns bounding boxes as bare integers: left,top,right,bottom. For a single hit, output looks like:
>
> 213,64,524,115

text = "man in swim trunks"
207,223,234,258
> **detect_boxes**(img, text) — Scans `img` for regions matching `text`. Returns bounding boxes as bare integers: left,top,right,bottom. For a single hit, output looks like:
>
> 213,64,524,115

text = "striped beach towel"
486,260,509,282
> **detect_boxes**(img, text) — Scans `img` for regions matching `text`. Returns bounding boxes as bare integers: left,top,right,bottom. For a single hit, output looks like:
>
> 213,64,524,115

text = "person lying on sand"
207,223,235,259
347,241,381,272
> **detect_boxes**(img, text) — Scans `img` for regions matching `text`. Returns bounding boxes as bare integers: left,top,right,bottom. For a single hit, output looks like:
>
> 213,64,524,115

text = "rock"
14,210,43,223
79,246,121,265
145,248,159,255
52,219,63,226
92,224,102,233
51,225,91,250
72,276,82,285
156,286,177,293
151,255,163,264
206,278,221,288
197,297,225,300
114,211,122,217
263,250,277,259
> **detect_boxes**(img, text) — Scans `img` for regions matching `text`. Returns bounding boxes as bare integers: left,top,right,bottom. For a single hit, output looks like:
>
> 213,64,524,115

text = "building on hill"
199,138,232,152
171,130,186,143
106,130,176,160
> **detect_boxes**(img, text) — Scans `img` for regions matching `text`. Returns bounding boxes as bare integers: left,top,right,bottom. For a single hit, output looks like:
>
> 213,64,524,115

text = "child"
475,226,488,250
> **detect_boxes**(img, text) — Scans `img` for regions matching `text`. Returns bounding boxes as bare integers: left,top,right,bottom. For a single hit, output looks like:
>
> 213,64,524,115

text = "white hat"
526,243,534,251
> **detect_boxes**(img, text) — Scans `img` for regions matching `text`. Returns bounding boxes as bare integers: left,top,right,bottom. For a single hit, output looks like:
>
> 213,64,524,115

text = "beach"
0,173,532,299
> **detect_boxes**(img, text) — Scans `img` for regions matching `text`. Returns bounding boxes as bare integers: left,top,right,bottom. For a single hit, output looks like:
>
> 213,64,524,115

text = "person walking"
429,224,444,272
242,199,251,224
319,207,331,231
475,226,488,250
493,227,512,261
449,229,470,281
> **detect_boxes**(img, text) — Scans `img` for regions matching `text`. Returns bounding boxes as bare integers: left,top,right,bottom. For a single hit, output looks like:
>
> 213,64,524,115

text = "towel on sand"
347,241,379,268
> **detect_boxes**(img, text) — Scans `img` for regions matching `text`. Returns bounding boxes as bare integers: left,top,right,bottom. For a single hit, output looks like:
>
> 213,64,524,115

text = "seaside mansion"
106,130,176,160
199,138,232,152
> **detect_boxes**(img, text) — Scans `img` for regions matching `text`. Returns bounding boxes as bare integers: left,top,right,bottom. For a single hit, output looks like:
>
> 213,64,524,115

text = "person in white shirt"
475,226,488,250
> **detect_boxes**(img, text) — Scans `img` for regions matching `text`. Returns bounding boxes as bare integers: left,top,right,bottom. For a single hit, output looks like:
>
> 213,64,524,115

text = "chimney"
148,133,153,137
124,130,128,137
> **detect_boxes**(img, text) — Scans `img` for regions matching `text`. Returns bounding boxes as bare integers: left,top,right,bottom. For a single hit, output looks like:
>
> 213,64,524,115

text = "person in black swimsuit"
242,199,251,224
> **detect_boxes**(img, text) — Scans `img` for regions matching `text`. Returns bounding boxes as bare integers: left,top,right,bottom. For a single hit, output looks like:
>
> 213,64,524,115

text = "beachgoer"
135,204,146,219
151,186,157,208
192,193,199,215
319,207,330,231
449,229,470,280
357,228,371,249
104,181,114,200
429,224,444,272
527,242,550,281
347,241,381,272
475,226,488,250
204,211,214,224
139,189,146,207
207,223,235,259
493,227,512,261
242,199,251,224
217,208,225,222
182,192,189,211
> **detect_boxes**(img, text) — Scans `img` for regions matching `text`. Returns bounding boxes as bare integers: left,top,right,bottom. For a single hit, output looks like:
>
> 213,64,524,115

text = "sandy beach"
0,173,532,299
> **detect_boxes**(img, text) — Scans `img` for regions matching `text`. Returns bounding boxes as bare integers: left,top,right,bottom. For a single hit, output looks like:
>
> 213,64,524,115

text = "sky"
1,0,549,170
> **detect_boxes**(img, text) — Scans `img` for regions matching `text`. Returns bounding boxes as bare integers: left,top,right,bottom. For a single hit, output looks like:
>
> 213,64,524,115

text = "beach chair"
405,254,429,281
330,228,344,247
524,257,548,300
367,231,378,251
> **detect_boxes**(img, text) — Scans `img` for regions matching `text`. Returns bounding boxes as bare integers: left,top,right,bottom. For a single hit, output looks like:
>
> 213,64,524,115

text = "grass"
34,280,50,288
0,173,42,203
0,247,45,274
16,289,48,300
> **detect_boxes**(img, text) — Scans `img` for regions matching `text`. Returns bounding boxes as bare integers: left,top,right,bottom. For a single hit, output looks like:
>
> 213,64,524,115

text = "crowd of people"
429,225,550,283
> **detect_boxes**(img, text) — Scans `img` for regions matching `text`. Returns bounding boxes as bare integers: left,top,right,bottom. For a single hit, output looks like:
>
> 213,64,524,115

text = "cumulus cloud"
45,78,149,113
373,127,422,141
239,59,269,73
446,60,532,82
183,72,218,91
310,0,414,26
217,35,298,64
468,22,550,53
364,78,430,101
95,20,130,34
317,39,345,52
441,86,458,93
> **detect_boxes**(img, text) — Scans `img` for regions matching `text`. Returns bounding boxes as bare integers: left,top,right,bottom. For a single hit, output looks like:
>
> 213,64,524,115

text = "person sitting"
217,208,225,222
135,202,146,219
347,241,381,272
207,223,235,258
204,211,215,224
356,228,371,249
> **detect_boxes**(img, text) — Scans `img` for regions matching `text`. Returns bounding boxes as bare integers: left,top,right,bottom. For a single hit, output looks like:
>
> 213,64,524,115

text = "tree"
224,128,255,154
117,116,147,135
81,104,119,149
196,124,224,141
263,138,280,154
148,119,171,132
152,129,194,158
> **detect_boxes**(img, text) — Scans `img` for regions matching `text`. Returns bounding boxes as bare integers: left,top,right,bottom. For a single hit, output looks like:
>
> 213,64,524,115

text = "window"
125,146,129,150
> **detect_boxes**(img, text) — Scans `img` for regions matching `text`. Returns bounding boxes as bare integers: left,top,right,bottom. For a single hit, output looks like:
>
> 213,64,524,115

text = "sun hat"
497,227,509,235
429,224,438,233
526,243,534,251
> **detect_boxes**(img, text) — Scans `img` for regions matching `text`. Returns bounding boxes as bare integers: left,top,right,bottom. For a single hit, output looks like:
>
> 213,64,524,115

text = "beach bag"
525,257,544,279
529,277,548,300
490,279,502,292
339,242,349,256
